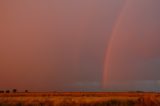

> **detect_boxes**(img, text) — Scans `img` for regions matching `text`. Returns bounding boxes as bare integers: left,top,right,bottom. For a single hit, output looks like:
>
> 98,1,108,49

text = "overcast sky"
0,0,160,91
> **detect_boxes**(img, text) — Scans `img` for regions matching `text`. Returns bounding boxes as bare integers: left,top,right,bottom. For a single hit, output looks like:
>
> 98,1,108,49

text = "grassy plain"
0,92,160,106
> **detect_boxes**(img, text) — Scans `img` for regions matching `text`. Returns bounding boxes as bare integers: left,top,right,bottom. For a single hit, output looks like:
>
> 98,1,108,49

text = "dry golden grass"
0,92,160,106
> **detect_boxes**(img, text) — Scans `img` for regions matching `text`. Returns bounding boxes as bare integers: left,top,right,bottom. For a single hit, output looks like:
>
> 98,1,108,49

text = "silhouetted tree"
25,90,28,93
6,90,10,93
12,89,17,93
0,90,4,93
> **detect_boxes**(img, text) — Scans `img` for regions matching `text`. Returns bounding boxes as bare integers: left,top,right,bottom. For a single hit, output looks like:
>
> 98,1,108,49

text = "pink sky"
0,0,160,91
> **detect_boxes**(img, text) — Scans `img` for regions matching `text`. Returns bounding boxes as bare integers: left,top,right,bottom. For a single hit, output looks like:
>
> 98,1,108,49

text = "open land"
0,92,160,106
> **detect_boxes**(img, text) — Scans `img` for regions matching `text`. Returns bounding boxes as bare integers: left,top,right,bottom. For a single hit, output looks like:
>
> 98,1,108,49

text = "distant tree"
136,91,144,93
12,89,17,93
6,90,10,93
25,90,28,93
0,90,4,93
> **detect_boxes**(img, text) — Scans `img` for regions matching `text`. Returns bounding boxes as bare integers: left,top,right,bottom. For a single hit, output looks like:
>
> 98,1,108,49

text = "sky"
0,0,160,92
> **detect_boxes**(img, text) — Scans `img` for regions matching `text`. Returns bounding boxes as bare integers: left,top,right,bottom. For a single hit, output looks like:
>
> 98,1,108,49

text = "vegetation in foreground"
0,92,160,106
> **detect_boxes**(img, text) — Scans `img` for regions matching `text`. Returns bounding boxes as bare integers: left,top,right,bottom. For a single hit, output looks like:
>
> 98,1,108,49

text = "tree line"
0,89,28,93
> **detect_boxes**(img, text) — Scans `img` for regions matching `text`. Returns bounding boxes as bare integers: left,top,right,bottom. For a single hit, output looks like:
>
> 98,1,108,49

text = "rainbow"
102,0,132,88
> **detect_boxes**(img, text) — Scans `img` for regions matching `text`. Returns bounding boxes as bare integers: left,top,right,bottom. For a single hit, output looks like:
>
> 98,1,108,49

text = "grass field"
0,92,160,106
